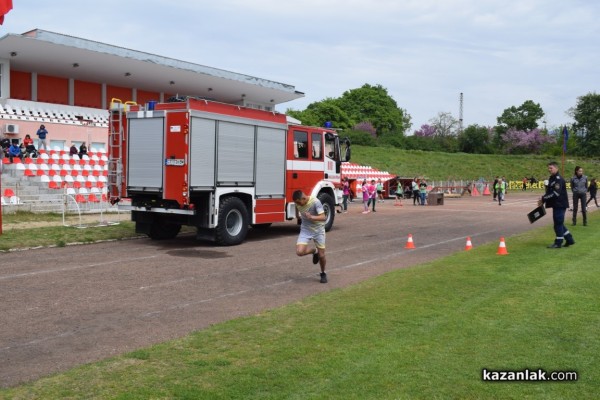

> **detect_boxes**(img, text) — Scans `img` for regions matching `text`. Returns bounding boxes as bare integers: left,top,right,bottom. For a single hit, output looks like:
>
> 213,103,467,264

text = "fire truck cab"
108,98,350,245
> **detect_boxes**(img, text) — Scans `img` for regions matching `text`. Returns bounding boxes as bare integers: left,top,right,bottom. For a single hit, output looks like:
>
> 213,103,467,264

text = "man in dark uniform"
540,161,575,248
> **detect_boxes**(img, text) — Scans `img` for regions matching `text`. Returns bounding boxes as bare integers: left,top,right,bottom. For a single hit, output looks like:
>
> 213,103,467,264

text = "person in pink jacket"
361,179,370,214
368,179,378,212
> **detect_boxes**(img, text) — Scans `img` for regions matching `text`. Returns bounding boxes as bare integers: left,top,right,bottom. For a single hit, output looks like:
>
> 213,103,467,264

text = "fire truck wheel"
148,218,181,240
317,192,335,232
216,197,249,246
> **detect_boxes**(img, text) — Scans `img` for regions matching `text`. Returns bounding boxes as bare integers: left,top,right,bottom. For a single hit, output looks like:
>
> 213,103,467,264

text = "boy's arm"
305,212,326,222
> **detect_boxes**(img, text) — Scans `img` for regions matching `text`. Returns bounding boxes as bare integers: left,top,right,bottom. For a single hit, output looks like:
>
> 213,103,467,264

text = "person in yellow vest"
495,177,507,206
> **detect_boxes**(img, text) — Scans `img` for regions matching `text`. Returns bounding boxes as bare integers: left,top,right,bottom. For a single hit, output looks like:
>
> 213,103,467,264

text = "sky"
1,0,599,132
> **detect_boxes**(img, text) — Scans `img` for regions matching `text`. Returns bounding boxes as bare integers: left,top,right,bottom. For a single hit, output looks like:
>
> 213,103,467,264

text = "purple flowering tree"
353,121,377,138
502,128,555,154
414,124,436,137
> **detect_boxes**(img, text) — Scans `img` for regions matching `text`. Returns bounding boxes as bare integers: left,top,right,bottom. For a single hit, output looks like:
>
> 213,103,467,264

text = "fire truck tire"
317,192,335,232
147,218,181,240
216,197,249,246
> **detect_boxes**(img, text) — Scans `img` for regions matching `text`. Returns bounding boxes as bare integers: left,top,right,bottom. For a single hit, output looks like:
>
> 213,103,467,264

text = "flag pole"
561,148,565,176
561,126,568,176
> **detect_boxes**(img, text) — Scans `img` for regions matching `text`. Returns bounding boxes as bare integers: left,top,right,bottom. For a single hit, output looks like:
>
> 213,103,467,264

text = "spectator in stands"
23,134,37,158
70,143,78,157
78,141,88,159
7,141,23,163
19,143,27,159
23,134,33,148
36,124,48,151
0,134,10,153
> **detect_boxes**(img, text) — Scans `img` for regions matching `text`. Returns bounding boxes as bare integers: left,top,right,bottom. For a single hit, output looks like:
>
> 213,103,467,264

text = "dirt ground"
1,192,585,388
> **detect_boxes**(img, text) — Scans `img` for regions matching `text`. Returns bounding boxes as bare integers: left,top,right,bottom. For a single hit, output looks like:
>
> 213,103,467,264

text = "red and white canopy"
341,163,396,181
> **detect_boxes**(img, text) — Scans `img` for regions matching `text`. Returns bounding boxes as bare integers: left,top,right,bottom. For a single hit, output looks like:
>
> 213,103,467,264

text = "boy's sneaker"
312,250,320,265
320,272,328,283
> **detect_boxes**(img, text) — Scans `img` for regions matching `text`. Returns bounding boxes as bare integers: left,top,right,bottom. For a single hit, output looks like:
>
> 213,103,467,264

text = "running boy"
293,190,328,283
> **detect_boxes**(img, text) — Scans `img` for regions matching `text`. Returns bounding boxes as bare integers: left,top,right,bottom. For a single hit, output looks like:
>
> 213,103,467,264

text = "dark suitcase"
527,206,546,223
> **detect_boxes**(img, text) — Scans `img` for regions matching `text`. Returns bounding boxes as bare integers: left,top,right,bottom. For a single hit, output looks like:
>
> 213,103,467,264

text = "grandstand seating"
1,149,110,209
0,101,109,126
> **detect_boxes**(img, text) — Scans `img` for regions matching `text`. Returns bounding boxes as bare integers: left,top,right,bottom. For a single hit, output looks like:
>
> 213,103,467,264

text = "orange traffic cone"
482,184,491,196
465,236,473,251
496,237,509,255
471,185,480,196
405,234,416,249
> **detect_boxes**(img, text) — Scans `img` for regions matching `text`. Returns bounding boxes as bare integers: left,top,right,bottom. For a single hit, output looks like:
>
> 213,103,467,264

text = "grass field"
2,212,598,399
0,212,140,252
350,145,600,181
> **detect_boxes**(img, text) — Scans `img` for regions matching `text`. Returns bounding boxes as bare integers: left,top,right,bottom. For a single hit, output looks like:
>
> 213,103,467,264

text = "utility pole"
459,92,464,133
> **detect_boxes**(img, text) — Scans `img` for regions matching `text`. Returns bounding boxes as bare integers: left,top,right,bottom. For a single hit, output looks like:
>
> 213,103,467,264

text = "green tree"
496,100,545,133
337,84,410,136
286,98,353,129
569,92,600,156
457,125,493,153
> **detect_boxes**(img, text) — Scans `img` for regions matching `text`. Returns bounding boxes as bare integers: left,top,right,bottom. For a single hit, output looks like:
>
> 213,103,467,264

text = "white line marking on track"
0,256,158,281
0,330,76,352
139,230,500,318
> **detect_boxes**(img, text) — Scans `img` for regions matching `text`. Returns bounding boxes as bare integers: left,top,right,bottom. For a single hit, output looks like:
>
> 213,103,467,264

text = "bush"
343,130,378,146
377,133,405,148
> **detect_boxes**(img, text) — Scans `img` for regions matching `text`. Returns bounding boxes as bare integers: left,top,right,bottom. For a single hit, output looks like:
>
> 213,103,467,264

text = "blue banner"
562,126,569,153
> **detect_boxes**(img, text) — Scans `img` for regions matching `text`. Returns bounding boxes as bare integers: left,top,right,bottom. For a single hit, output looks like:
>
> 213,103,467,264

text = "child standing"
395,180,404,206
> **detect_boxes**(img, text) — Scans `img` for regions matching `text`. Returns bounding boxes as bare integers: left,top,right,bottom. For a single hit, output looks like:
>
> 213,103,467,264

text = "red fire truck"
108,98,351,245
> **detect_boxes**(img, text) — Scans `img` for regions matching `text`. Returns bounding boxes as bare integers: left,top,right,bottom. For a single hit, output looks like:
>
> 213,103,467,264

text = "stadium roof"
0,29,305,106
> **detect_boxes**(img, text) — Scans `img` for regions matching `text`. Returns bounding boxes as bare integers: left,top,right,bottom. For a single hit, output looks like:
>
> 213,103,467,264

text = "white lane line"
0,230,505,350
140,230,501,318
0,256,158,281
141,278,297,317
137,225,498,291
0,330,76,352
330,229,499,272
